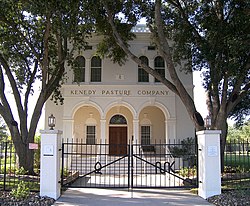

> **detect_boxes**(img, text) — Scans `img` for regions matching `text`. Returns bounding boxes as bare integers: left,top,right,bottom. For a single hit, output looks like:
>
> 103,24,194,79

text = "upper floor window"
73,56,85,82
91,56,102,82
138,56,149,82
154,56,165,82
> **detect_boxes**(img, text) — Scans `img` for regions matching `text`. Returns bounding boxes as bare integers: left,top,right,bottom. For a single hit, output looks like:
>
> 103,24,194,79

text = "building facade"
45,25,195,154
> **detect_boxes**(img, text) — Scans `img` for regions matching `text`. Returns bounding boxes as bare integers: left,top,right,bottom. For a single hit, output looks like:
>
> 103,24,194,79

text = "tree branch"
0,54,24,114
41,12,52,92
168,0,206,47
24,60,38,115
227,81,250,115
0,65,21,139
0,14,42,65
102,2,179,95
154,0,204,129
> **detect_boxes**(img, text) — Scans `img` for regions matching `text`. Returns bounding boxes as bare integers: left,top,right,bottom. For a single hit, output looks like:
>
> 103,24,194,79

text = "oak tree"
90,0,249,170
0,0,91,173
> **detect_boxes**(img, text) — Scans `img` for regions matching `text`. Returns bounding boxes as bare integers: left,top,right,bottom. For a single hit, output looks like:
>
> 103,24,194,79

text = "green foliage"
10,181,30,200
0,116,8,142
0,0,95,173
96,0,249,127
95,22,136,65
179,166,197,178
227,121,250,142
229,96,250,127
222,178,250,190
225,153,250,170
16,167,28,175
62,168,70,177
169,137,196,166
84,0,137,65
34,135,41,171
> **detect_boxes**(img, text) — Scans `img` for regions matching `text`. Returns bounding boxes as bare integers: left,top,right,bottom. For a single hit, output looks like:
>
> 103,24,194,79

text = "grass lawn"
224,153,250,170
222,176,250,190
223,152,250,189
0,175,40,191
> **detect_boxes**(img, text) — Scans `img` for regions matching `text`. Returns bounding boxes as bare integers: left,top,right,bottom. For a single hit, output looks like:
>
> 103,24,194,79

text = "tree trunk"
9,123,35,175
15,142,35,175
215,113,228,173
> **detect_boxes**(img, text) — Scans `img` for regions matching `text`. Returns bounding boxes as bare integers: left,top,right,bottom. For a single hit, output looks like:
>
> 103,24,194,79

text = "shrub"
179,166,197,177
10,181,30,199
169,137,197,167
34,135,41,172
16,167,28,175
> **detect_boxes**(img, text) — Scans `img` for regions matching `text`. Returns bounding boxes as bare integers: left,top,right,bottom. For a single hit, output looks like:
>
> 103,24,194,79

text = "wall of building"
44,28,195,143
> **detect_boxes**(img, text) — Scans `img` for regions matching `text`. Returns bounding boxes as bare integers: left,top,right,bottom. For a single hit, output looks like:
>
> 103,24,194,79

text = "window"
154,56,165,82
86,126,96,144
91,56,102,82
148,46,156,50
141,126,151,145
110,115,127,124
73,56,85,82
138,56,149,82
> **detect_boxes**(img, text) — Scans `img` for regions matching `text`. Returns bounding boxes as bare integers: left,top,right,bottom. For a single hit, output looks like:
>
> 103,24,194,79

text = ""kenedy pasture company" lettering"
70,89,169,96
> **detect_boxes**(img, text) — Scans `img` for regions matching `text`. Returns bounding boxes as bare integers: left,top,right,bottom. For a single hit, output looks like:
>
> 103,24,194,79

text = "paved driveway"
54,188,213,206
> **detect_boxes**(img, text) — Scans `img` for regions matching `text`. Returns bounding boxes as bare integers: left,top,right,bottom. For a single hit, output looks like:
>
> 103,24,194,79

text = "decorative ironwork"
61,139,198,189
109,115,127,124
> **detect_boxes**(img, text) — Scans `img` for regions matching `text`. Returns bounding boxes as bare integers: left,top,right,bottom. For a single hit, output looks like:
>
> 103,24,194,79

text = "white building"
45,25,195,155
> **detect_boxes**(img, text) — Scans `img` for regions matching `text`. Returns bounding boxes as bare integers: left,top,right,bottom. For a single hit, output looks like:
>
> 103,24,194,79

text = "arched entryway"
139,106,166,144
73,105,101,143
109,114,127,155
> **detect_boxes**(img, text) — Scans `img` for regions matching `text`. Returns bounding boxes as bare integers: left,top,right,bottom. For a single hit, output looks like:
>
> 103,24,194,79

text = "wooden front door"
109,127,127,155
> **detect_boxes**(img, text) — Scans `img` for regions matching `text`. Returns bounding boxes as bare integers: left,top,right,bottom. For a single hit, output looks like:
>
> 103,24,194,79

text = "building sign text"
69,89,169,97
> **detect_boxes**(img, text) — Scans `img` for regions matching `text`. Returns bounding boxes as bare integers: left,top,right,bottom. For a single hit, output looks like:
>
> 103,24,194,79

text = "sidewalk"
54,188,213,206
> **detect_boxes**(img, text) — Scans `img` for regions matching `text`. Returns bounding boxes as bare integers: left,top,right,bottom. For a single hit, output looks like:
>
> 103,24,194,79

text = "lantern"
48,114,56,130
204,115,212,130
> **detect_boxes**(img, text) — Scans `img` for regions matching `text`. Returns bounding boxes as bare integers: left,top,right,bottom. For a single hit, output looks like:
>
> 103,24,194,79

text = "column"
132,119,140,173
100,119,106,144
165,120,168,143
167,118,176,142
196,130,221,199
85,58,91,83
133,119,139,143
63,118,73,141
40,130,62,200
148,59,154,83
98,119,106,162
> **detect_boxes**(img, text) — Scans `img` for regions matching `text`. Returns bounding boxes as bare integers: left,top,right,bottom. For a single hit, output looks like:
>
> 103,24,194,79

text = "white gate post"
40,130,62,200
196,130,221,199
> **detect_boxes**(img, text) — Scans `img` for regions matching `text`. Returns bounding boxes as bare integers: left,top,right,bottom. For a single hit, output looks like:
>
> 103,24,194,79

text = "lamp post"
48,114,56,130
204,115,212,130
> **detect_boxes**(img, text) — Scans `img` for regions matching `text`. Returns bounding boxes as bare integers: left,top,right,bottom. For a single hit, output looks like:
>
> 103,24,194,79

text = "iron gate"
61,140,198,189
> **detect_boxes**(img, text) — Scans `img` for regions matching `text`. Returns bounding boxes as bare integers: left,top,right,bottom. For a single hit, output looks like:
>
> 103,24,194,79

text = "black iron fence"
222,139,250,189
0,138,249,191
0,141,40,191
61,139,198,189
